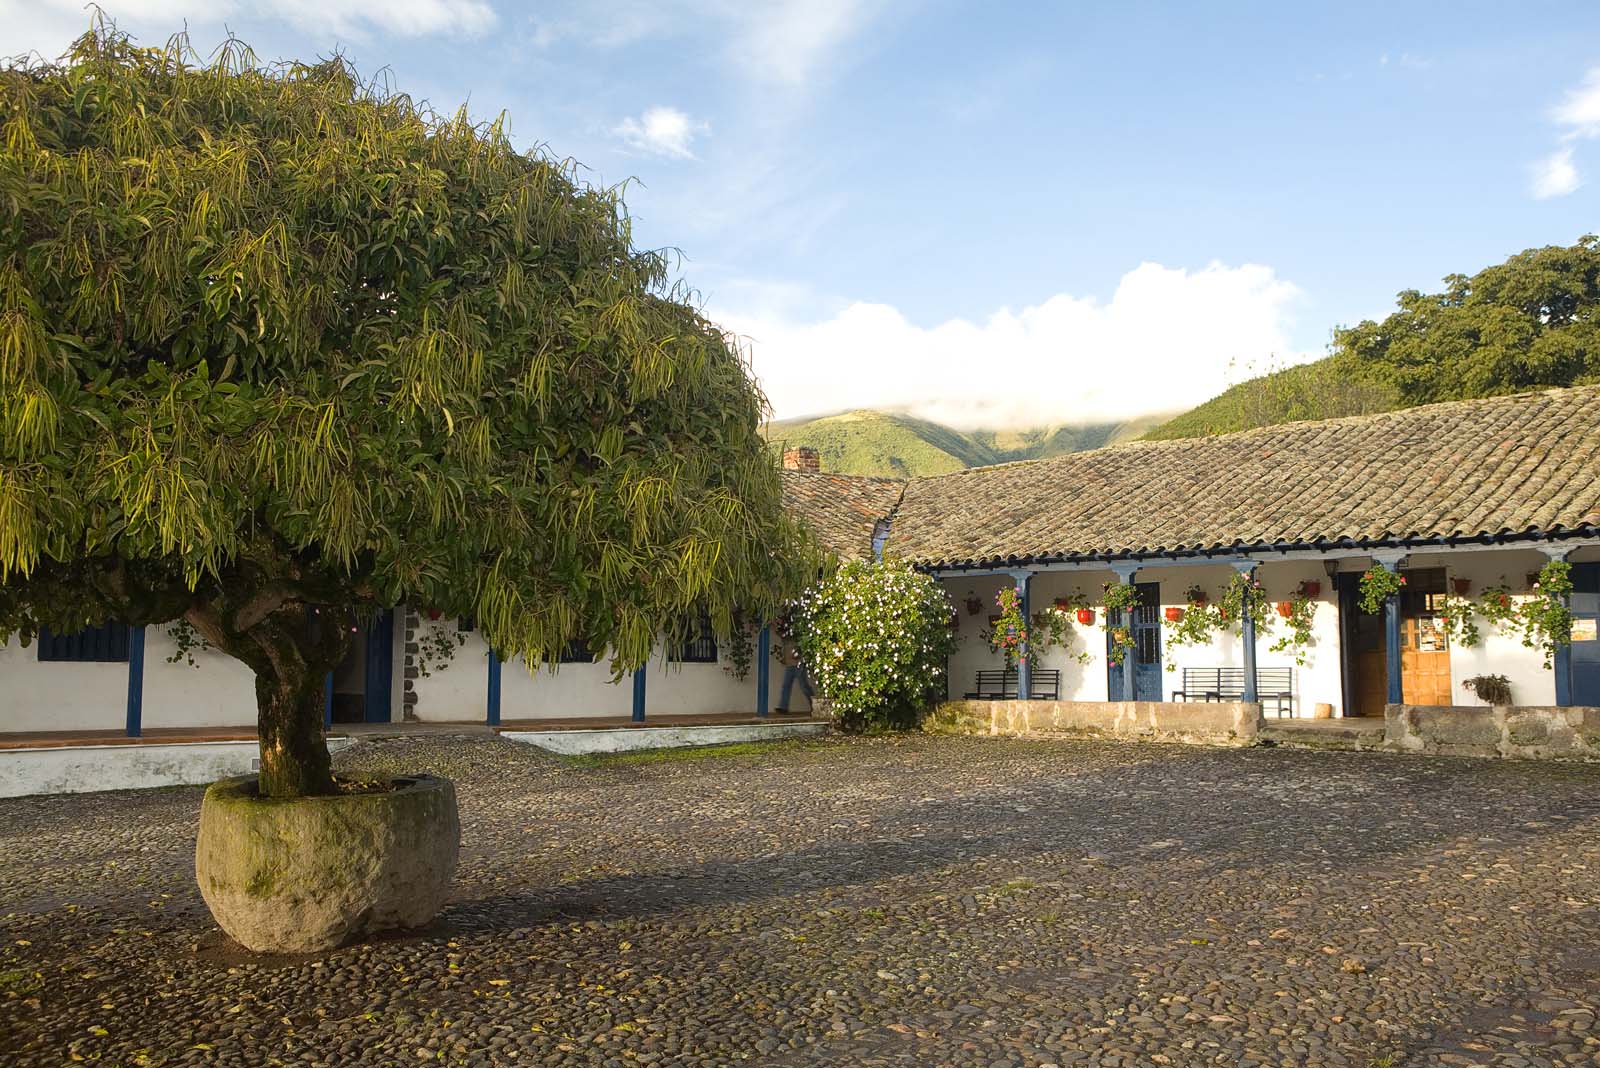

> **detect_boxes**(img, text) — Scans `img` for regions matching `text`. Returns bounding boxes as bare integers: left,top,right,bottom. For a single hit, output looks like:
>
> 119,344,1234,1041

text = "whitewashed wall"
1401,548,1559,707
142,624,258,729
0,634,128,733
408,618,764,723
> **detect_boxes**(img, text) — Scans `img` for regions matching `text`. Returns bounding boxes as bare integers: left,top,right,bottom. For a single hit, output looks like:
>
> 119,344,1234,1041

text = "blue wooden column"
124,625,146,738
1377,556,1404,705
486,649,502,726
1232,563,1259,703
632,665,647,722
756,625,771,716
1545,548,1573,706
1009,570,1034,700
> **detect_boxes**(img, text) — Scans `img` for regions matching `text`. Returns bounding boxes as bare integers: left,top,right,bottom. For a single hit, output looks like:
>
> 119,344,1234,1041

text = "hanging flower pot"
1164,606,1183,622
1076,607,1095,625
1053,597,1072,612
1452,577,1472,596
1183,584,1207,606
426,607,443,621
1299,580,1321,598
1276,600,1294,618
964,592,983,616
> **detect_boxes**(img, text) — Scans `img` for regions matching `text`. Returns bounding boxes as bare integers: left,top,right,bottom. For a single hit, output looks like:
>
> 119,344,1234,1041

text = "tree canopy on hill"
1147,235,1600,440
0,26,808,796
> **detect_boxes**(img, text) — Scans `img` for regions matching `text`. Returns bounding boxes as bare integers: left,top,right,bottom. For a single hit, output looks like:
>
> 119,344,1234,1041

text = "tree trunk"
256,666,335,797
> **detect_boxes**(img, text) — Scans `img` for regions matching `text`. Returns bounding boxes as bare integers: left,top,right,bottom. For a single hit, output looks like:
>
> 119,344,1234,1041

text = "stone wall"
1384,704,1600,760
927,699,1262,747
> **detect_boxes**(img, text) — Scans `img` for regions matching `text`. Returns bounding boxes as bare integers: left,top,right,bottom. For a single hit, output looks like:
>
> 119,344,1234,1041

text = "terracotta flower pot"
1054,597,1072,612
1076,608,1094,625
1164,606,1183,622
1300,581,1321,598
1276,600,1293,618
1452,578,1471,595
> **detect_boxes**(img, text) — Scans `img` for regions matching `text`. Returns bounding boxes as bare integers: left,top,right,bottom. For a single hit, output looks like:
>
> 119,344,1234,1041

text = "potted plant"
1164,605,1184,622
1076,607,1095,625
964,590,984,616
1276,600,1294,618
1184,584,1207,606
1452,577,1471,596
1298,580,1321,598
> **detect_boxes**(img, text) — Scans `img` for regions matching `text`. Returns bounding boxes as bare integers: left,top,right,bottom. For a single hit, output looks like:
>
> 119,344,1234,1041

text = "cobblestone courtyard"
3,734,1599,1067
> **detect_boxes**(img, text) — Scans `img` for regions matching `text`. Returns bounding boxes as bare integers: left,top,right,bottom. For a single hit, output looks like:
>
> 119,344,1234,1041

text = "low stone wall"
1385,704,1600,760
927,699,1262,747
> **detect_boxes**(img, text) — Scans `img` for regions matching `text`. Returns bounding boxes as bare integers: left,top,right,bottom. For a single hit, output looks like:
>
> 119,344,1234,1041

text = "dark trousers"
778,665,813,710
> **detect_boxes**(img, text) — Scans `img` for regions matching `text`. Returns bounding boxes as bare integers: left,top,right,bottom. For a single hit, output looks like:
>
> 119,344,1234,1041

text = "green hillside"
1148,235,1600,440
765,410,1160,478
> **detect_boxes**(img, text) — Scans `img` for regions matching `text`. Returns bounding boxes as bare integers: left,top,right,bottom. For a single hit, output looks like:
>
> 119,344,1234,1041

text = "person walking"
774,628,813,714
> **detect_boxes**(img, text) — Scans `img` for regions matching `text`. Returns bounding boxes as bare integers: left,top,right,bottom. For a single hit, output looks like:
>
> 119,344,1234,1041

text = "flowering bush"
983,586,1028,667
790,560,960,732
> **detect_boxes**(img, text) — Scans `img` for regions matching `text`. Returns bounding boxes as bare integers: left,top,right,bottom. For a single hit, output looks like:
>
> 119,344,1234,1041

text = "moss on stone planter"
195,774,459,954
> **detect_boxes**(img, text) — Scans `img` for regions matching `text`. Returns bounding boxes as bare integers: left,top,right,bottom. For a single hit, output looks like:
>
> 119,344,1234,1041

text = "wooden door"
1400,570,1451,706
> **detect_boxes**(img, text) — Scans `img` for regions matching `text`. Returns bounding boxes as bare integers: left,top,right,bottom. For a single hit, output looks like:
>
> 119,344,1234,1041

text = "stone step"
1259,717,1387,751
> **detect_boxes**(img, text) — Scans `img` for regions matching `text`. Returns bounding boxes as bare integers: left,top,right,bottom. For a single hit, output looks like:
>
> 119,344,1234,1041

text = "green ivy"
1520,560,1574,668
1436,594,1481,648
982,586,1029,668
1358,568,1405,614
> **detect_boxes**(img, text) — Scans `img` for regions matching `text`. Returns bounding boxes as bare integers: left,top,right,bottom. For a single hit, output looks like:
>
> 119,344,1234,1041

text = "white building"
3,387,1598,750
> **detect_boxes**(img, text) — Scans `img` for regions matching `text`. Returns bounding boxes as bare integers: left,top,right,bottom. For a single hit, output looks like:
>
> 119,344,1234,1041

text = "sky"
5,1,1600,427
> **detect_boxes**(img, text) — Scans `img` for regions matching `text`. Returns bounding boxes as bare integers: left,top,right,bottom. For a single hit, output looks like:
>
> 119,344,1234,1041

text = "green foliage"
1144,355,1398,440
765,409,1159,478
1266,592,1316,666
721,612,755,681
164,617,211,666
1461,673,1513,705
1100,582,1142,665
1162,602,1222,670
1519,560,1575,668
790,560,958,732
413,617,467,678
1218,572,1271,635
1358,568,1405,614
1437,594,1481,649
1148,235,1600,440
0,26,809,794
982,585,1028,668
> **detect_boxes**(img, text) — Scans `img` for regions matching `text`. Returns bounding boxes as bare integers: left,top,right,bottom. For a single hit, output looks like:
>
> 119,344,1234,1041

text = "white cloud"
714,262,1306,428
1529,66,1600,199
1531,146,1581,199
2,0,496,55
1552,67,1600,136
730,0,878,87
613,106,709,159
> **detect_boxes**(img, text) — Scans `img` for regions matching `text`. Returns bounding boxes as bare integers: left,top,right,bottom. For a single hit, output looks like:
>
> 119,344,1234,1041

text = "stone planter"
195,774,459,953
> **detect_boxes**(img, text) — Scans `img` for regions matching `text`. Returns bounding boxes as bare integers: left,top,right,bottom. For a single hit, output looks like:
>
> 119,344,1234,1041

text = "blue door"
1570,564,1600,706
362,609,394,723
1107,582,1162,700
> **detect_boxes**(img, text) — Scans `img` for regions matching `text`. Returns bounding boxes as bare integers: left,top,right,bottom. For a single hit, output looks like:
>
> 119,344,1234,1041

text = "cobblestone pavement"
3,734,1599,1067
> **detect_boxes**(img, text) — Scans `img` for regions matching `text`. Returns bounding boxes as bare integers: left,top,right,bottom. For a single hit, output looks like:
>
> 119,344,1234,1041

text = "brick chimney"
782,446,820,472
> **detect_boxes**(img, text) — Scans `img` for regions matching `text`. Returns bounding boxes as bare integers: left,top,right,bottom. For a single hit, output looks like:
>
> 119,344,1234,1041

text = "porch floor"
0,711,823,750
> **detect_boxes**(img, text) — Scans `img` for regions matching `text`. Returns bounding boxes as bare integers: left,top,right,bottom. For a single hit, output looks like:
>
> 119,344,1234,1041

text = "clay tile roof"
780,470,906,560
885,385,1600,569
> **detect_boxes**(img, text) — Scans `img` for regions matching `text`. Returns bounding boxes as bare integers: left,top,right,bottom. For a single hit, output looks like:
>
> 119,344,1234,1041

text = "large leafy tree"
1338,235,1600,403
0,27,808,796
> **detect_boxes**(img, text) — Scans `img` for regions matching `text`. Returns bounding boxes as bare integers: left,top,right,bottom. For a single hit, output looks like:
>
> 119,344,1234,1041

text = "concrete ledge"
1385,704,1600,760
927,699,1261,747
0,737,357,799
501,720,829,755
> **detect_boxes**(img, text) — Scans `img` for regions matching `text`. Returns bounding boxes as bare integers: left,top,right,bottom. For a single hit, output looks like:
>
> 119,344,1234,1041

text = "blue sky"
7,2,1600,425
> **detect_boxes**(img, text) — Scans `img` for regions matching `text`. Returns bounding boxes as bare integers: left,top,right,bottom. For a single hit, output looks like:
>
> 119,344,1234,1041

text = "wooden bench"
965,668,1061,700
1171,667,1294,716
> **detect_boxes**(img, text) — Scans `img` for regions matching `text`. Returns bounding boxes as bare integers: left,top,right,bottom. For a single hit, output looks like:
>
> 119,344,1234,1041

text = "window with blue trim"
668,615,718,664
37,622,131,663
559,639,596,663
